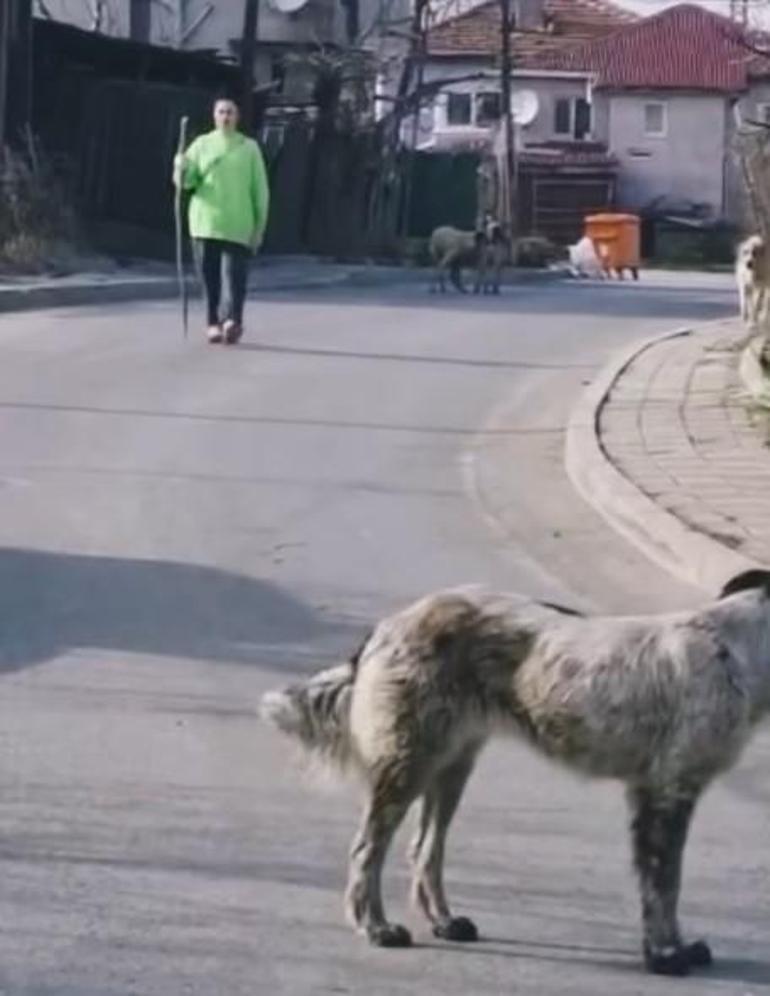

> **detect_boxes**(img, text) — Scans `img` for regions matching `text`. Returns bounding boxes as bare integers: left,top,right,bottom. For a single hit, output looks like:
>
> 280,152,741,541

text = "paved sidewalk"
567,319,770,591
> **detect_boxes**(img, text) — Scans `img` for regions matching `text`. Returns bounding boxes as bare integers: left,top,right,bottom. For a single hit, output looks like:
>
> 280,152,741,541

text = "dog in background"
567,235,605,279
475,217,507,294
429,225,482,293
261,569,770,977
429,216,505,294
736,233,770,328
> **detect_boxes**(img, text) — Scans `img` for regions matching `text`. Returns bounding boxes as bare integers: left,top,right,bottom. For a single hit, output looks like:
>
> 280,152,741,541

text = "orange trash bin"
584,213,641,280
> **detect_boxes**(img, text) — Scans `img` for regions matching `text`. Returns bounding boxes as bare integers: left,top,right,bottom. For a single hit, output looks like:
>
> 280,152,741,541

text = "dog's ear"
719,569,770,599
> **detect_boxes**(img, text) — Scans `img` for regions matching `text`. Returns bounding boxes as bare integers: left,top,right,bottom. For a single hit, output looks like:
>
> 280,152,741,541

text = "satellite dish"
269,0,309,14
512,89,539,127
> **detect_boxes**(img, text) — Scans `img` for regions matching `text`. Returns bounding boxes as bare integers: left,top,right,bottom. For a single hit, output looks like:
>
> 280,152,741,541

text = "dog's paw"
433,916,479,943
643,944,690,977
685,939,713,967
367,923,412,948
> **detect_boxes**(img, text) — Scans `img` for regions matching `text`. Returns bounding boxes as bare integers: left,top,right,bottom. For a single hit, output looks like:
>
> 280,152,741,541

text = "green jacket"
179,130,270,250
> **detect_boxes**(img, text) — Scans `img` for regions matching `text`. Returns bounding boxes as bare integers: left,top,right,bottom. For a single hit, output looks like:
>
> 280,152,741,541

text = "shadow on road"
233,341,594,371
426,935,770,984
0,546,349,673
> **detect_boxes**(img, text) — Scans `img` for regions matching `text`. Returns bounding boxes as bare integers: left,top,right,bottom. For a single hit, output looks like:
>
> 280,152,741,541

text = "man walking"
173,97,270,344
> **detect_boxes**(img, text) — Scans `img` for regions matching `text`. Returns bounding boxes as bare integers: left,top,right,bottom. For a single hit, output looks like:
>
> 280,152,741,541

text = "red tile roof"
537,3,770,91
427,0,637,61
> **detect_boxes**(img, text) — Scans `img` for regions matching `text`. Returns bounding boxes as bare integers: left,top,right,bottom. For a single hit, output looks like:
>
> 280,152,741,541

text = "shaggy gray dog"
428,225,483,294
260,569,770,977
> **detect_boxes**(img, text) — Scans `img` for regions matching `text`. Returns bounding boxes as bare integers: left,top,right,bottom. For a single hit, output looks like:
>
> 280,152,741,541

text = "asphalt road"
0,273,767,996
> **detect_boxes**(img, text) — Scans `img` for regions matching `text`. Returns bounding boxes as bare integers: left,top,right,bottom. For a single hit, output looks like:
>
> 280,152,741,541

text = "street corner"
566,319,766,593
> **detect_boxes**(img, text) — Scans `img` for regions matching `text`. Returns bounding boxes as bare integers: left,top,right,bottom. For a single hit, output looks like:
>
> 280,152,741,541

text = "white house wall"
607,91,727,216
417,60,593,147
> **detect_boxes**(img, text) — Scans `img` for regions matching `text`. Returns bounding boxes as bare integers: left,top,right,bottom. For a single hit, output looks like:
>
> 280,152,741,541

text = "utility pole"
176,0,185,47
240,0,259,134
0,0,10,149
4,0,33,149
499,0,516,238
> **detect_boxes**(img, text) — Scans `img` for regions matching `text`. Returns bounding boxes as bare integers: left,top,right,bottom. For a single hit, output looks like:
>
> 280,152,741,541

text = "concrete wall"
36,0,128,34
605,91,728,216
36,0,348,51
153,0,344,52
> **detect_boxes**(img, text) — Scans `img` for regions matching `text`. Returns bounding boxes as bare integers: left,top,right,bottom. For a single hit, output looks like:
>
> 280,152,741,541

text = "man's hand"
172,154,185,188
250,231,264,254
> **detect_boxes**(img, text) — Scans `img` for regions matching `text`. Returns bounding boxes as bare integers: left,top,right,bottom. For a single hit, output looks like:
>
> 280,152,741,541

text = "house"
404,0,633,241
418,0,636,149
534,3,770,225
417,0,770,236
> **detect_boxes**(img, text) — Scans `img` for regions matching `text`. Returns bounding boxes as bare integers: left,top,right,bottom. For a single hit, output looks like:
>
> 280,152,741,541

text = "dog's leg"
437,262,446,294
449,260,466,294
409,750,479,942
345,765,419,947
756,287,770,332
627,784,711,977
750,286,763,329
474,251,485,295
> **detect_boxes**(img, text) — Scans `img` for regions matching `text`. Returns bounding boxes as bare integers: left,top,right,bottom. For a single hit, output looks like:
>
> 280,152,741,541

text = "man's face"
214,100,239,131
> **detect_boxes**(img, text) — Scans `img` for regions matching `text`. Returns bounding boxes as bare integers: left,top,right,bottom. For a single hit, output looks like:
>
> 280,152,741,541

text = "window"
574,97,591,139
553,96,592,139
476,91,502,125
270,55,286,95
554,98,571,135
644,102,667,136
446,92,472,125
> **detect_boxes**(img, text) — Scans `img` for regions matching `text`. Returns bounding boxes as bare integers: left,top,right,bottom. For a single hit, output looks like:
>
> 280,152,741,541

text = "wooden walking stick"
174,116,190,339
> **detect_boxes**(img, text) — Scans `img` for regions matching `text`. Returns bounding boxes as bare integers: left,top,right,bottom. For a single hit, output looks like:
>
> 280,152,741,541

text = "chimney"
515,0,544,31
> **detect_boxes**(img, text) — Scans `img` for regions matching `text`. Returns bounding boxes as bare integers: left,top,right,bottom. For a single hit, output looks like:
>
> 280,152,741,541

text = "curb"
0,273,357,313
565,324,763,593
739,335,770,408
0,278,190,313
0,264,568,314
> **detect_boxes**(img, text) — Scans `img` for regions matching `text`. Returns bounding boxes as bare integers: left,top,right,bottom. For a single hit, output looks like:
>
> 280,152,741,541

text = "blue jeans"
193,238,250,326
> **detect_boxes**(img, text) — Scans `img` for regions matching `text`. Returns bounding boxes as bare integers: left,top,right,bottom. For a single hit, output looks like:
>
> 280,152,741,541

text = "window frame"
643,101,668,138
553,96,593,140
446,91,473,126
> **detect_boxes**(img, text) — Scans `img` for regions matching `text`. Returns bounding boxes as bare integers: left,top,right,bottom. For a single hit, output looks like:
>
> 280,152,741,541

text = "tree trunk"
499,0,516,239
240,0,259,134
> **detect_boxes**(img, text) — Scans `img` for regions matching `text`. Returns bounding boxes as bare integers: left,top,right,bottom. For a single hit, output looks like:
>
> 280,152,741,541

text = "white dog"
736,234,770,328
567,235,605,279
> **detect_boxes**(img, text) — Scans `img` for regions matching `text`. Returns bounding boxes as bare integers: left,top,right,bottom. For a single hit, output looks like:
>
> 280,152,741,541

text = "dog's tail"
259,635,370,770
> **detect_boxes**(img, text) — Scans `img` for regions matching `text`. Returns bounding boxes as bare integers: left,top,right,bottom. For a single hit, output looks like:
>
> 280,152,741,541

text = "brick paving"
598,320,770,566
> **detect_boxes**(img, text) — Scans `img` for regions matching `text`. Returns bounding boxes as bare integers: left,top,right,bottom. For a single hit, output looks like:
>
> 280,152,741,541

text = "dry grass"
0,135,77,273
